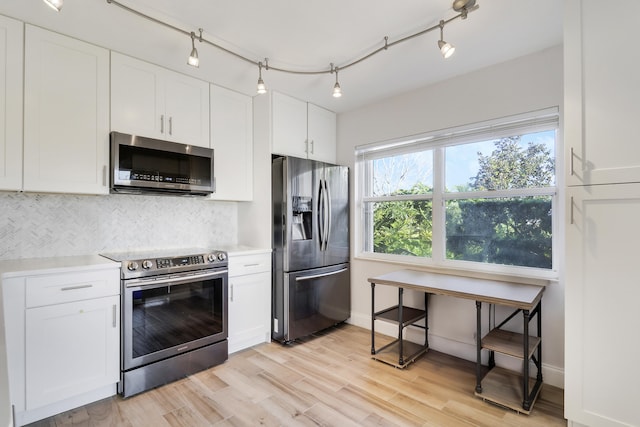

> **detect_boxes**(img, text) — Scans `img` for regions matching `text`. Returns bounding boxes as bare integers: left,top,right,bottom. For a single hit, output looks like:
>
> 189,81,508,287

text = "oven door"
122,269,228,371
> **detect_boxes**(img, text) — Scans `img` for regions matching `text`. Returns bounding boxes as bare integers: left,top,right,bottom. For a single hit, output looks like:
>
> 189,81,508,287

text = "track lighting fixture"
188,28,203,68
331,64,342,98
43,0,63,12
438,20,455,59
257,60,268,95
106,0,478,95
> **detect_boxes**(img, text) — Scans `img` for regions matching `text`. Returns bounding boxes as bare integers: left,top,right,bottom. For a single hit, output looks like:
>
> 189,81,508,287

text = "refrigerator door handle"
318,179,325,250
294,267,349,282
324,179,332,250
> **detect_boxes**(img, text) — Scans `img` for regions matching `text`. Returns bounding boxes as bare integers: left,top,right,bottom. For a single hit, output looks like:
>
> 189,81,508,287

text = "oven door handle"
125,269,228,288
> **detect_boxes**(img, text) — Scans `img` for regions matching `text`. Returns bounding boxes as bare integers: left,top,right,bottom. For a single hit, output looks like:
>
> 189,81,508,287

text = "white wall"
336,45,565,388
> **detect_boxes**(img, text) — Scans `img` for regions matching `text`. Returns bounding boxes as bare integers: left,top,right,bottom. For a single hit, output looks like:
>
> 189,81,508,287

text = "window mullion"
432,146,445,264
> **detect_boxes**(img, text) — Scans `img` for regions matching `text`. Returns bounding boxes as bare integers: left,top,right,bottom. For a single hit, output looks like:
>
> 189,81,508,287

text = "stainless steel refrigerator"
272,156,350,343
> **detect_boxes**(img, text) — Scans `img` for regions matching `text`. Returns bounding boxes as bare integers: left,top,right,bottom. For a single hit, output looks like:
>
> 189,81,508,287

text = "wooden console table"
368,269,545,414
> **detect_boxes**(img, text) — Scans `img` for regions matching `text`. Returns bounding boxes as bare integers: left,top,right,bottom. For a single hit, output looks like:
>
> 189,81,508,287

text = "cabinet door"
0,15,23,191
565,0,640,186
228,271,270,354
272,92,308,158
210,85,253,201
307,103,336,163
111,52,165,140
565,183,640,426
25,295,119,410
164,71,210,148
23,25,109,194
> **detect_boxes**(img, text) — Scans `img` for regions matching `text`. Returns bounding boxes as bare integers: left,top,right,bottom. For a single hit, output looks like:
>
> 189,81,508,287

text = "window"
356,108,558,278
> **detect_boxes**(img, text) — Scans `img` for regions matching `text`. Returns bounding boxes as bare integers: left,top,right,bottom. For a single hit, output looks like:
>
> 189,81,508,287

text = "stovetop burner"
100,247,227,279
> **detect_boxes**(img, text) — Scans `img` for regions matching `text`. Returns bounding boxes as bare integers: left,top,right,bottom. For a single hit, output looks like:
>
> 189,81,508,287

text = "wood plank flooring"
28,324,565,426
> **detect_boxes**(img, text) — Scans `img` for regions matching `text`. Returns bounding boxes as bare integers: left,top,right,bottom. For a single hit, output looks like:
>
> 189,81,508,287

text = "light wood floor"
29,324,565,426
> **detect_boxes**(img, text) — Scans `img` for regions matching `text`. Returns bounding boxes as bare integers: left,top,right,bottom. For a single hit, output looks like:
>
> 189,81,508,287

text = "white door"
307,103,336,163
25,295,119,410
164,72,210,148
111,52,164,139
565,183,640,426
210,84,253,201
0,15,23,191
272,92,308,158
23,25,109,195
228,272,270,354
565,0,640,186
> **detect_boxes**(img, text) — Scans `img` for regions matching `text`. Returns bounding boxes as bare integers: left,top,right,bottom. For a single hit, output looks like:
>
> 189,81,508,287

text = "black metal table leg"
523,309,531,410
371,283,375,355
475,300,482,393
424,292,429,349
398,287,404,366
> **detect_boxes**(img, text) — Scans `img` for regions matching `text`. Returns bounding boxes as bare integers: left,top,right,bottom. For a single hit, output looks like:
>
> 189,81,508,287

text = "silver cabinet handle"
305,139,309,155
310,140,315,154
570,196,574,225
160,115,165,133
61,284,93,291
169,116,173,135
112,304,117,328
230,283,234,302
570,147,575,176
244,263,260,267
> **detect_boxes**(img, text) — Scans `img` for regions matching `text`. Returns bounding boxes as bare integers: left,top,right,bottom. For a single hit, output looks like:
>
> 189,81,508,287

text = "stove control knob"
207,254,216,263
217,252,227,261
142,260,153,269
127,261,139,271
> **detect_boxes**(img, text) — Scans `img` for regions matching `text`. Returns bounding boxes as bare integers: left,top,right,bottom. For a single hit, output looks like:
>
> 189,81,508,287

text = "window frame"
355,107,560,280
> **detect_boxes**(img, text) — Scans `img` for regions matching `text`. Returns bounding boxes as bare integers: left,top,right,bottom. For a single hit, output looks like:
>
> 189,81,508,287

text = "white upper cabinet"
565,0,640,186
23,25,109,195
270,91,337,163
111,52,210,148
0,15,23,191
210,84,253,201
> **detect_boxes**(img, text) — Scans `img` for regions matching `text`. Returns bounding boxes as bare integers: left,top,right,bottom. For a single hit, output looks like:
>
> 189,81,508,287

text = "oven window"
131,278,224,358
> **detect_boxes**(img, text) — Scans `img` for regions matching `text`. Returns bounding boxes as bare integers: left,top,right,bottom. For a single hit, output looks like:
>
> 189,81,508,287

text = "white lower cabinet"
228,251,271,353
25,295,119,410
1,263,120,426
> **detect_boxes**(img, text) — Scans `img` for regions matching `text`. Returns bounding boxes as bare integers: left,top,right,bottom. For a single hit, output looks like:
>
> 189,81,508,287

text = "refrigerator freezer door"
282,263,350,342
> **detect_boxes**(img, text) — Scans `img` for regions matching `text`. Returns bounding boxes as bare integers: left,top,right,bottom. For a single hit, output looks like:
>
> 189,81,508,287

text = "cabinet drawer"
26,269,120,308
229,253,271,277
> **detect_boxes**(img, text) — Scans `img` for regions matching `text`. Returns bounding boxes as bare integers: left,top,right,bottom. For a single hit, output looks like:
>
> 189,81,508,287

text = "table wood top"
368,269,544,310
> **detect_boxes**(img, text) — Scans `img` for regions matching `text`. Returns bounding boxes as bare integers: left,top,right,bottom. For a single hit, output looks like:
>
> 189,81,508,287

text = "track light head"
438,20,455,58
331,64,342,98
188,29,202,68
43,0,63,11
257,61,267,94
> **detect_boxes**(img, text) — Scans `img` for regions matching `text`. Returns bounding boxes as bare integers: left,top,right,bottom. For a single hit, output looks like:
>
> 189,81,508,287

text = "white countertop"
216,245,272,256
0,254,119,279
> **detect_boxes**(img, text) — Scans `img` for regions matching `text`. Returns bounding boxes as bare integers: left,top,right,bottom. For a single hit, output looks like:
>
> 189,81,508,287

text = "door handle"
169,117,173,135
112,304,117,328
160,115,165,133
295,267,348,282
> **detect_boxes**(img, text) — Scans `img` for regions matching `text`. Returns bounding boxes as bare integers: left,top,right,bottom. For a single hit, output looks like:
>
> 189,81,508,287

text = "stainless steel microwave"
110,131,215,196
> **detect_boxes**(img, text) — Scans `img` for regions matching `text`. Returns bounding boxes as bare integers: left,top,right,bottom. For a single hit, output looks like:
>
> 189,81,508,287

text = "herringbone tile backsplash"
0,193,237,260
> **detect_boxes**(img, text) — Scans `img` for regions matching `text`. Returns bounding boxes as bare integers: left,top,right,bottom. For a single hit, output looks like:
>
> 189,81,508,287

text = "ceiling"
1,0,563,113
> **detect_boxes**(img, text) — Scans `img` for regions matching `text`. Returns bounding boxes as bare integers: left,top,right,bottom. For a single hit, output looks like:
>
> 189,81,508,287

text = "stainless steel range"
100,248,228,398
